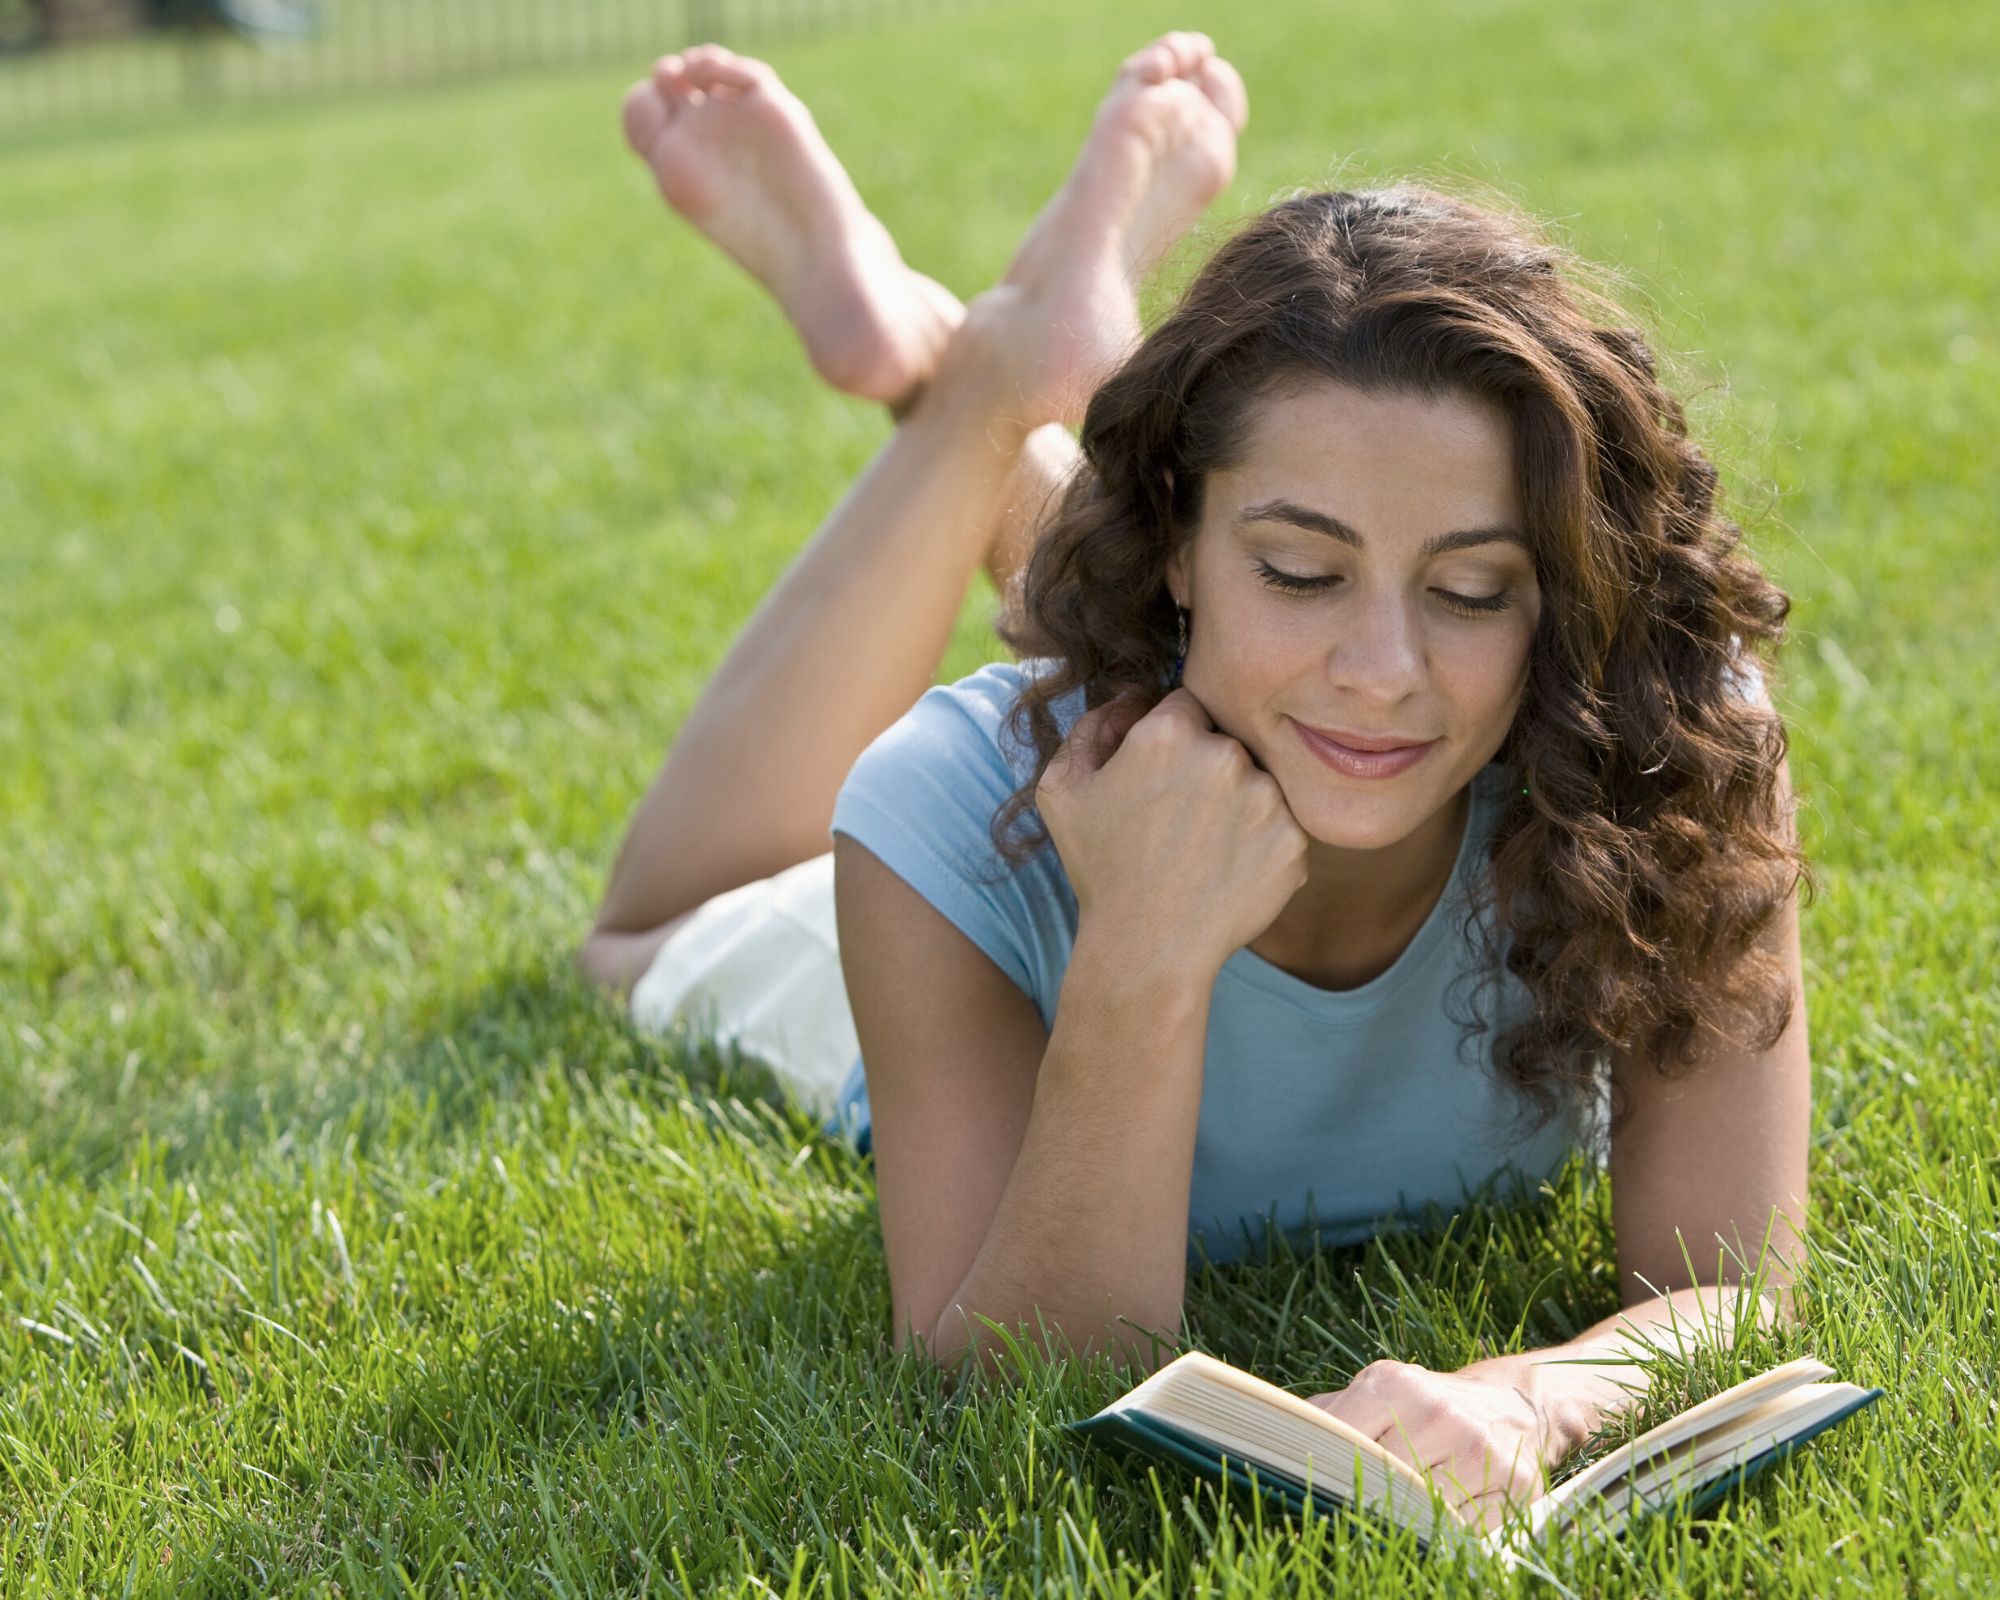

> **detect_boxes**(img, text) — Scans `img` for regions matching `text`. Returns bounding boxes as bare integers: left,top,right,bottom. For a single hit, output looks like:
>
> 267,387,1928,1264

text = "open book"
1066,1350,1880,1558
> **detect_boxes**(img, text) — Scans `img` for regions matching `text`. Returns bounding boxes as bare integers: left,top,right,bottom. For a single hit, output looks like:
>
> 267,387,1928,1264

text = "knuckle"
1200,735,1247,771
1436,1400,1481,1436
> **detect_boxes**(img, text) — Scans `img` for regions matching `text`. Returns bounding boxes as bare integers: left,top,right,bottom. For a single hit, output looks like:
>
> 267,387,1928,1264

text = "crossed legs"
580,33,1247,993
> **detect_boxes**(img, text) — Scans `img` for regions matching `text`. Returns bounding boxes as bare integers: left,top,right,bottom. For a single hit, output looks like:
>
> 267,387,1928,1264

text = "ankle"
891,292,1041,440
885,296,975,425
886,379,929,425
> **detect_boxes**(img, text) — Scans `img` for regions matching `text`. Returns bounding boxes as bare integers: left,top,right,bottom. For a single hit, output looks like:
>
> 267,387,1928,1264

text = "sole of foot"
990,31,1250,427
621,43,953,405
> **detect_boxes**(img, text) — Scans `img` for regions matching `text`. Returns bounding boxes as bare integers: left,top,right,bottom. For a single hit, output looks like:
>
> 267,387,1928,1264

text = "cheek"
1191,589,1299,689
1444,616,1536,723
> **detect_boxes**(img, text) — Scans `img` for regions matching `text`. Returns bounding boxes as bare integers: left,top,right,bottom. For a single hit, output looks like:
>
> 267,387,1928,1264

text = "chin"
1286,788,1435,853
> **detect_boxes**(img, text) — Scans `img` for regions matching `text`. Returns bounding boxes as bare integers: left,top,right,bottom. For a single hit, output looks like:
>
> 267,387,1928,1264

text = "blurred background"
0,0,925,131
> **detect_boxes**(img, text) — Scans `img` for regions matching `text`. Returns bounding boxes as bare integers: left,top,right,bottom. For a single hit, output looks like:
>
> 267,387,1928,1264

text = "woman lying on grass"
582,31,1812,1529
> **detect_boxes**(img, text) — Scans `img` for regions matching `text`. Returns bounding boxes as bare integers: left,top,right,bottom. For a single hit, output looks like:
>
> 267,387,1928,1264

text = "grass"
1,0,1996,1591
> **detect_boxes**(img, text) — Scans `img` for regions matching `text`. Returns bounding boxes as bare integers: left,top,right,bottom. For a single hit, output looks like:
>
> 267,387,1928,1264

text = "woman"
588,33,1812,1527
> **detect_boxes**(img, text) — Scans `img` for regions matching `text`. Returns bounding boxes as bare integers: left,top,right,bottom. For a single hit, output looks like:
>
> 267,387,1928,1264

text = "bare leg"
583,34,1248,992
617,37,1244,597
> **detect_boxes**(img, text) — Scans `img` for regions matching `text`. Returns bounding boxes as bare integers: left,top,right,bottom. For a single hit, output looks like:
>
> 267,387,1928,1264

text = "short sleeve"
829,660,1077,1023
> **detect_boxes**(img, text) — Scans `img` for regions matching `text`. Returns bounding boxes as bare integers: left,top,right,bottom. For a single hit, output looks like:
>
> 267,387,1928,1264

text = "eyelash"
1253,561,1513,616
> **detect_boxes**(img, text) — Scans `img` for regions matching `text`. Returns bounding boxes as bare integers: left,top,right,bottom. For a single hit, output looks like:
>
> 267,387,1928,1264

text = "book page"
1529,1357,1834,1527
1109,1352,1454,1534
1528,1360,1840,1536
1604,1383,1863,1519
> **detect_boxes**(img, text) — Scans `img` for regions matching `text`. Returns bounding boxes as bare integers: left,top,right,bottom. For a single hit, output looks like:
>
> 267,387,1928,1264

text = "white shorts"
628,851,860,1121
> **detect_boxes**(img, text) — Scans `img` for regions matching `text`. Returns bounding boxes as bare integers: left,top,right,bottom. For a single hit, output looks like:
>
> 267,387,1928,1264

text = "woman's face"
1165,378,1542,852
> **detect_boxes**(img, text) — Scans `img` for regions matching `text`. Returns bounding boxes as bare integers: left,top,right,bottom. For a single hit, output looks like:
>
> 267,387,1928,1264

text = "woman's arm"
1508,749,1812,1443
836,836,1217,1375
1310,751,1812,1527
839,678,1308,1374
926,918,1216,1371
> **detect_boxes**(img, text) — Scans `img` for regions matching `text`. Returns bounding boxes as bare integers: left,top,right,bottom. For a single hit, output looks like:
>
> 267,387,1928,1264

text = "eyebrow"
1235,498,1528,560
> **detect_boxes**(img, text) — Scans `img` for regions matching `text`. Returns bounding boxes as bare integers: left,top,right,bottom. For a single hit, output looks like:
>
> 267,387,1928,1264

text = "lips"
1294,722,1430,752
1289,717,1437,779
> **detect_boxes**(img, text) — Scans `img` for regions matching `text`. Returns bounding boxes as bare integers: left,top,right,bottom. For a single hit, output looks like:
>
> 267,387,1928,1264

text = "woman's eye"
1254,561,1338,594
1255,561,1512,616
1434,589,1513,616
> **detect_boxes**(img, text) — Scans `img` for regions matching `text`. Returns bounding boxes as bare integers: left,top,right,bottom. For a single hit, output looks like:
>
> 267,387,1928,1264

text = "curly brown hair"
987,185,1807,1139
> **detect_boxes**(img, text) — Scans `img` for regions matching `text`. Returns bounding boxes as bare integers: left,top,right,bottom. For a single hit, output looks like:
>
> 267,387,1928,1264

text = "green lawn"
3,0,1996,1591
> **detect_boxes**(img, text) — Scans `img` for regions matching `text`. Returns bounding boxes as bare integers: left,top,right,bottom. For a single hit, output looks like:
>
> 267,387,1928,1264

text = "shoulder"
838,656,1085,801
831,657,1082,1016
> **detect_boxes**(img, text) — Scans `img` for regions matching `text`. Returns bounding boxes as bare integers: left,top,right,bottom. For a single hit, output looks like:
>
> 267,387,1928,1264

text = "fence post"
180,29,219,107
688,0,727,46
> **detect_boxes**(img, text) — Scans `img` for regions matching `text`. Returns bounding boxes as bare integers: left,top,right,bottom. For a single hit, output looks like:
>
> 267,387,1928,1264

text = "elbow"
575,915,686,1000
900,1300,1183,1383
574,929,624,995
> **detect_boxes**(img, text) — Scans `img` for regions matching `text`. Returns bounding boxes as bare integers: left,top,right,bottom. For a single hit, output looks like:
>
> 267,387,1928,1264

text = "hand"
1035,686,1310,980
1306,1357,1562,1534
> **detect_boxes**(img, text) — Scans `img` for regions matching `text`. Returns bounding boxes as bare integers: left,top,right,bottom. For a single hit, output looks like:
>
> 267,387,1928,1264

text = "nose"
1325,591,1427,706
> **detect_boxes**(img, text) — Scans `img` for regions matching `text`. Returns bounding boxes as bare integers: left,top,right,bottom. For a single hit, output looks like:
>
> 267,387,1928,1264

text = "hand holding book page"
1065,1350,1882,1561
1301,1356,1559,1533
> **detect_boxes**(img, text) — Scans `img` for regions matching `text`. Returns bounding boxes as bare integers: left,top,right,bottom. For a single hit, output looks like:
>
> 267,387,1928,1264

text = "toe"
621,80,671,154
650,52,685,94
1195,55,1249,132
682,45,771,93
1120,39,1175,85
1161,31,1208,77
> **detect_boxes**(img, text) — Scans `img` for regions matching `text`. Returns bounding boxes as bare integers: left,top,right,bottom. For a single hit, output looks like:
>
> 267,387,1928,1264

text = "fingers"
1309,1362,1546,1527
1147,684,1218,731
1306,1378,1400,1449
1455,1453,1545,1532
1041,683,1234,799
1042,686,1148,790
1070,685,1156,772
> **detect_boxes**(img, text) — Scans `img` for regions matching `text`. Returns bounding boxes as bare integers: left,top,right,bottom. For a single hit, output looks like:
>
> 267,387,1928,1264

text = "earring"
1170,605,1189,688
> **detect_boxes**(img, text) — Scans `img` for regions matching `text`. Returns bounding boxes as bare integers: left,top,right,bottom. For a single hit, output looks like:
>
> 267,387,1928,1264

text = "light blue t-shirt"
825,658,1605,1265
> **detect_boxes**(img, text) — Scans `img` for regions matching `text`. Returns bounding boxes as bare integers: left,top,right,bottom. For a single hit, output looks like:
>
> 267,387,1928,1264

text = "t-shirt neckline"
1218,766,1499,1020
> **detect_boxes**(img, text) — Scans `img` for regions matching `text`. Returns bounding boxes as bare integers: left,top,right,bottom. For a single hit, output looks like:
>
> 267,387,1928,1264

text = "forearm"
924,927,1215,1375
1485,1283,1794,1459
593,302,1036,936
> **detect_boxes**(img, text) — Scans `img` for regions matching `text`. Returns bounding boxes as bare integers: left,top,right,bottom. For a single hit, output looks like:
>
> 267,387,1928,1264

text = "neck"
1247,784,1473,991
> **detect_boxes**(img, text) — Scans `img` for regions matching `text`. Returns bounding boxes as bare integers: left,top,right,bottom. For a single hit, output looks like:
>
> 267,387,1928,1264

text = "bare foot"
620,45,952,405
986,31,1249,429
